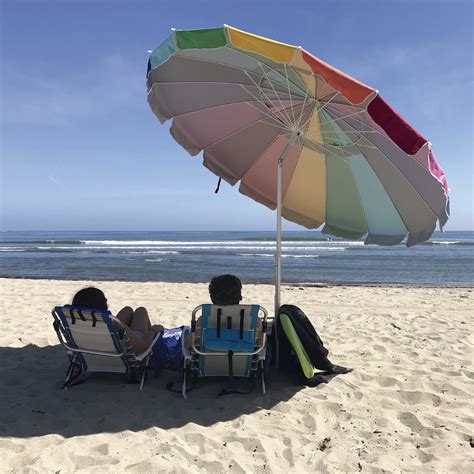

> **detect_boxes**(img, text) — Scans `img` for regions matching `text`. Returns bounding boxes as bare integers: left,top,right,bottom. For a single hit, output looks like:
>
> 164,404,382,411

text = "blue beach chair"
52,305,161,390
182,304,269,397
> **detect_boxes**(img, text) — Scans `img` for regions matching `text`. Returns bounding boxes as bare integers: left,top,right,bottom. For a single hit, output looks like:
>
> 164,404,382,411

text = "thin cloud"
2,53,145,126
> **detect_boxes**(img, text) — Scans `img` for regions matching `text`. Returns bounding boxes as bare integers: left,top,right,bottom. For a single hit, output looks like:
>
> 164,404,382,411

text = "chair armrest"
181,326,191,359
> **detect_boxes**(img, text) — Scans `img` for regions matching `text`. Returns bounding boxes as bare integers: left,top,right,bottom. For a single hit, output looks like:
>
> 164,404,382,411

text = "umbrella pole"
274,132,298,367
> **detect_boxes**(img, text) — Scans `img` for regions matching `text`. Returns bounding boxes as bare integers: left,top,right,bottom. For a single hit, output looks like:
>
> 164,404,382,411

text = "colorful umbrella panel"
147,26,449,246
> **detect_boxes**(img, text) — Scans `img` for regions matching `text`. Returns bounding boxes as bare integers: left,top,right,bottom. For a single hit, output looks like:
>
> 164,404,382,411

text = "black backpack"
274,304,333,384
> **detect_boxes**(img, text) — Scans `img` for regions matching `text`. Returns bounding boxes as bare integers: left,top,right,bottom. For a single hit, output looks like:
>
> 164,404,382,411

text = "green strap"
280,313,316,379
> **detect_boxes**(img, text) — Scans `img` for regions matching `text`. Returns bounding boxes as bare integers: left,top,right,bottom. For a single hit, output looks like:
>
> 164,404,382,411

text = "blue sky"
1,0,472,231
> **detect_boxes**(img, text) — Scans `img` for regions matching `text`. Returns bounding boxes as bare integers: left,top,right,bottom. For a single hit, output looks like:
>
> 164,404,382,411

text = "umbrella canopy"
146,25,450,308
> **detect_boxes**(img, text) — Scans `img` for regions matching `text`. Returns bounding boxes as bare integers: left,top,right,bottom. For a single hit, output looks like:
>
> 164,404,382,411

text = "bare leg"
129,307,152,335
126,307,159,353
116,306,133,326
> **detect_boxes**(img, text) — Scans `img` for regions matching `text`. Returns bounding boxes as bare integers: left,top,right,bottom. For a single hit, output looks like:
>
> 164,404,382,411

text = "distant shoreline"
1,275,472,288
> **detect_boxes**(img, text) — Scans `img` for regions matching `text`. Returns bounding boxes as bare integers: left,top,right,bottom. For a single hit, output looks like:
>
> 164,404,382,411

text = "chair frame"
52,306,161,390
181,304,270,398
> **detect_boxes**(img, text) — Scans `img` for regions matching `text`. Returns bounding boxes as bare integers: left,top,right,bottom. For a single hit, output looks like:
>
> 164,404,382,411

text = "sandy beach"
0,277,472,473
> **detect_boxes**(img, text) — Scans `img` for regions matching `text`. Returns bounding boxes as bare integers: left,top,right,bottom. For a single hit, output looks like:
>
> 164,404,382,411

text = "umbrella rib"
169,49,308,98
283,63,297,125
315,92,340,115
301,136,346,160
243,71,293,127
299,93,343,151
197,104,299,154
303,131,378,152
215,45,309,96
240,82,300,128
150,80,298,99
319,106,383,138
152,89,301,124
148,82,300,126
245,101,305,133
295,80,312,130
254,63,295,126
310,127,379,141
314,89,367,111
318,108,370,127
305,107,383,149
297,102,318,132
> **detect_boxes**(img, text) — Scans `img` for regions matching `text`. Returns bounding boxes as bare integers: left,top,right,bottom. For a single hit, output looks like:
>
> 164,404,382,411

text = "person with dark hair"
208,273,262,334
71,287,163,353
183,274,249,349
208,274,242,305
72,287,108,310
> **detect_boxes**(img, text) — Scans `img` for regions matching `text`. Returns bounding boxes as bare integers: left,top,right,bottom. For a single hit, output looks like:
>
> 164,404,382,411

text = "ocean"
0,230,473,286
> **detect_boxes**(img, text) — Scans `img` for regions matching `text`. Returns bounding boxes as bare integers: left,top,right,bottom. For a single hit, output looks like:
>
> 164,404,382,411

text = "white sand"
0,278,473,473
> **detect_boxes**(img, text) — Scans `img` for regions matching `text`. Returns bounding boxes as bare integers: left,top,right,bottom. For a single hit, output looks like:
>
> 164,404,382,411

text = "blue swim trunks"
151,326,186,372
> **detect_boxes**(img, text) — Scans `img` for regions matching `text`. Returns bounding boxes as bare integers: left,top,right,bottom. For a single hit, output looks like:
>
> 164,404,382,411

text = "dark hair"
208,274,242,305
72,287,108,310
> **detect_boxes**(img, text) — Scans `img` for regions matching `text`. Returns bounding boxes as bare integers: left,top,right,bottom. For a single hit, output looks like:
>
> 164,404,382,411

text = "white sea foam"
79,239,361,247
81,240,278,246
283,254,320,258
142,250,179,255
237,253,320,258
285,246,347,251
27,243,348,253
237,253,275,258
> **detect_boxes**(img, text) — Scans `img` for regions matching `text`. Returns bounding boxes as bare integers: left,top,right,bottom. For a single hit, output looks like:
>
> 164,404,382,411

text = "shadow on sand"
0,344,307,438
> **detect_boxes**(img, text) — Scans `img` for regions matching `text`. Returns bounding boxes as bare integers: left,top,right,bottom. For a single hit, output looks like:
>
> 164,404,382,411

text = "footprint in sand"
183,432,214,454
415,449,436,464
397,412,435,437
0,440,25,453
303,414,317,431
375,376,398,387
93,443,109,455
234,437,265,454
392,390,442,407
125,461,153,472
282,436,295,466
71,454,119,469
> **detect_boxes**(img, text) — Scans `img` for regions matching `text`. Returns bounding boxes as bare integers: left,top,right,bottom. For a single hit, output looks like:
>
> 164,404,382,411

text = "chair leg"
63,361,84,389
182,360,192,399
139,356,150,391
260,361,266,394
182,370,187,399
64,360,75,385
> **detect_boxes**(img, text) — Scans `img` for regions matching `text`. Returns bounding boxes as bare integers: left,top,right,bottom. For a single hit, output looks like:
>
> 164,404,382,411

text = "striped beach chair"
182,304,269,397
52,305,161,390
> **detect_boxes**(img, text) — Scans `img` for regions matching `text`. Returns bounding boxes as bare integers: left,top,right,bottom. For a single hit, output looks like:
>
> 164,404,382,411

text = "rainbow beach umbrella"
146,25,450,310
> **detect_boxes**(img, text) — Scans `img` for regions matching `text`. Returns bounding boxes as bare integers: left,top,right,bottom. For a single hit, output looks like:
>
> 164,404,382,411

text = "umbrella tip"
147,50,153,54
171,27,176,31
